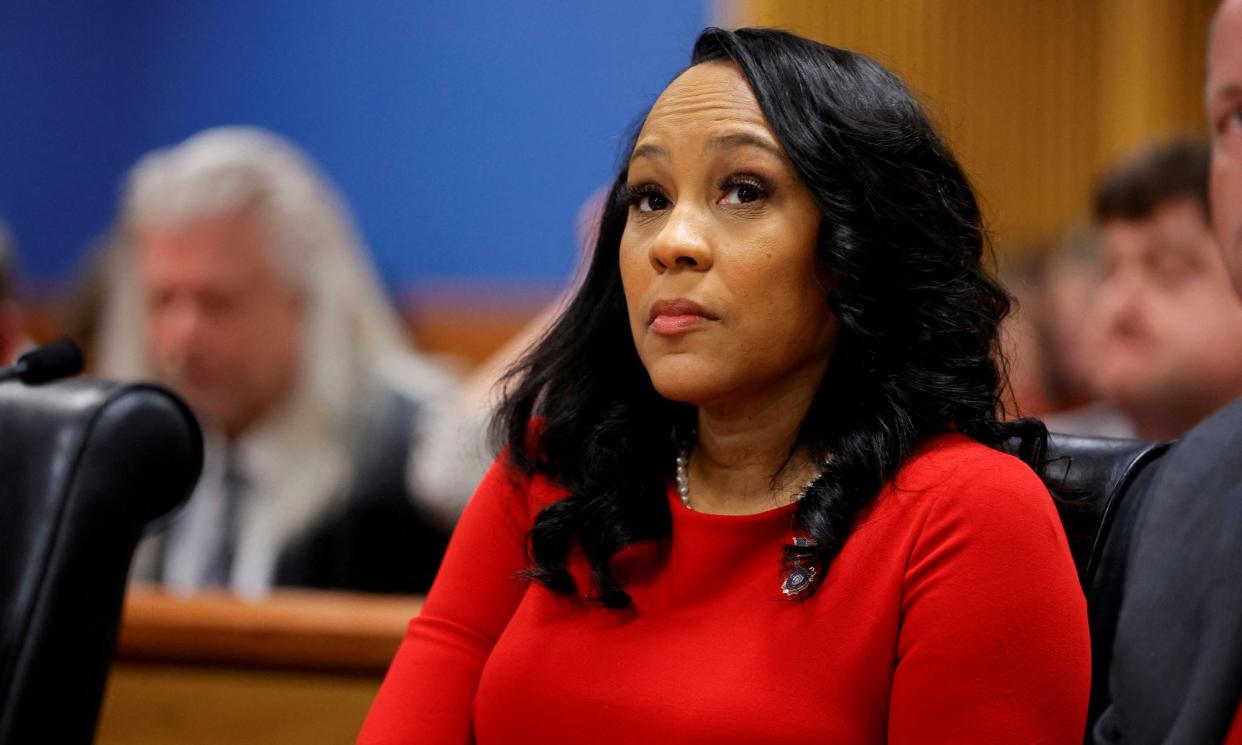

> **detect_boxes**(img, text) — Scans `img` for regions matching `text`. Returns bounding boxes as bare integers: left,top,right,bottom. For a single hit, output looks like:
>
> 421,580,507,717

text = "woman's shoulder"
473,418,573,532
897,432,1043,487
476,451,568,515
885,433,1056,527
876,434,1077,598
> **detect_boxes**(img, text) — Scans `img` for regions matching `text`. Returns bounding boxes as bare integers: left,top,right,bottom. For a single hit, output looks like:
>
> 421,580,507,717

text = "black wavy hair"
495,27,1045,608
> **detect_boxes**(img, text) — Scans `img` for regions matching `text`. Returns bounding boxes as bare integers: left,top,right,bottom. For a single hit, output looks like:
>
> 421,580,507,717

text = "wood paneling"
96,587,424,745
717,0,1218,254
97,666,381,745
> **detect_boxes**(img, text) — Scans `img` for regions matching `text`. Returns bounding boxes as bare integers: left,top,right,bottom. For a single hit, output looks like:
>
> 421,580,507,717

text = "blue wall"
0,1,708,291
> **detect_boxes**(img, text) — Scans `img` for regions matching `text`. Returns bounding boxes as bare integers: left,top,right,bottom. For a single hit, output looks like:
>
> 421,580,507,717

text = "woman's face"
620,61,836,407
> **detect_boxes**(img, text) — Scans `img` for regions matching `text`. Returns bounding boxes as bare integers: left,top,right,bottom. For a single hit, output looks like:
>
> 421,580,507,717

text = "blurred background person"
1052,139,1242,440
62,229,126,362
999,228,1127,430
998,234,1097,420
997,251,1053,417
1037,229,1109,415
0,217,30,365
98,127,486,596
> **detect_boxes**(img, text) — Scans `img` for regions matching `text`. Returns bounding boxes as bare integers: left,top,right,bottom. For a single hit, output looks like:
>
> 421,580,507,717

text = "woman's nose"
648,204,713,272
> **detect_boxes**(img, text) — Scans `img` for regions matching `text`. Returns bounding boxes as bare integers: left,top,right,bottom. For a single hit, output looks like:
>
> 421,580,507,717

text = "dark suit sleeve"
1095,398,1242,745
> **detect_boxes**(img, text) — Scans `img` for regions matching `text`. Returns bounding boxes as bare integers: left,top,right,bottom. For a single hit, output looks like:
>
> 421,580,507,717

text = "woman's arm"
887,456,1091,744
359,456,534,744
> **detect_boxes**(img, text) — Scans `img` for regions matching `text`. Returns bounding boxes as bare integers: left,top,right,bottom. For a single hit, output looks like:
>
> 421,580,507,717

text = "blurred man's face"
1209,0,1242,296
1084,198,1242,438
136,210,303,438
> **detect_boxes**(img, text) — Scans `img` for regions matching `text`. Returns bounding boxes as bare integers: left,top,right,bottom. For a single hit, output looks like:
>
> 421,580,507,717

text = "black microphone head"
17,339,85,384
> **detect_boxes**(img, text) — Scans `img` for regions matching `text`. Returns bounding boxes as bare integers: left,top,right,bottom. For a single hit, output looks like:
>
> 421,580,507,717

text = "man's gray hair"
99,126,455,432
98,127,466,566
123,126,363,294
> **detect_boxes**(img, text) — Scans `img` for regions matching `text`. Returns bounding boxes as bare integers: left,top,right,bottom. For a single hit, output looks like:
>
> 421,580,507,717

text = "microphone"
0,339,85,385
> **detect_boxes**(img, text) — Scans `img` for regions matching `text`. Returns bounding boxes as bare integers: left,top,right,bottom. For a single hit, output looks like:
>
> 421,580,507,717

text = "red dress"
359,434,1090,744
1228,703,1242,745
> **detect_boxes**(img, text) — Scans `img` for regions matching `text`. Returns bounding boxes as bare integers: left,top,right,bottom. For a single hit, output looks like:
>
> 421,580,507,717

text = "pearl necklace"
675,446,826,511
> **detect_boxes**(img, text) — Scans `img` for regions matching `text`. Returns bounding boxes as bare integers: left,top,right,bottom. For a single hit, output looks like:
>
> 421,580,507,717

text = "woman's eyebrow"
629,132,783,166
630,143,667,164
708,132,782,157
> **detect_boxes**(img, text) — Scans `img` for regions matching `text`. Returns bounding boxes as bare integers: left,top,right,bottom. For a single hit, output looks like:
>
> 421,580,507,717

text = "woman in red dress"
360,27,1089,744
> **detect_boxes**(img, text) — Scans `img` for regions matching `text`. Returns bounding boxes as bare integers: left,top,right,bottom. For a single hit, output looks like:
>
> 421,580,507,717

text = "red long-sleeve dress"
359,434,1090,744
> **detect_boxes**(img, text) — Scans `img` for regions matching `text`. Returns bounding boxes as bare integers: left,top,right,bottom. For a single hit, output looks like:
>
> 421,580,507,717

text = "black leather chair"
1039,432,1173,738
0,380,202,745
1041,433,1171,587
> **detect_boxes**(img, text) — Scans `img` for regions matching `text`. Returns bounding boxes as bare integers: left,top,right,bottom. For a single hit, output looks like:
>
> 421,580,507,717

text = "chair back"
1042,433,1170,587
0,379,202,745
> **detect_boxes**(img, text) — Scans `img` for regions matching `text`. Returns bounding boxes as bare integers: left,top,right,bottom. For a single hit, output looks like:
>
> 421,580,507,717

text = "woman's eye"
638,193,670,212
627,187,669,213
719,180,765,205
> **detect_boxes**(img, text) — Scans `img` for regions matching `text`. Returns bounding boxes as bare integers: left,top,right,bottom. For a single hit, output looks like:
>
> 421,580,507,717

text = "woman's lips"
647,298,717,336
651,314,710,334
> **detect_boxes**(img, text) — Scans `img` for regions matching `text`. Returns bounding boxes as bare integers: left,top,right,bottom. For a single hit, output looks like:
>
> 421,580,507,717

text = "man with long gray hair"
99,127,487,596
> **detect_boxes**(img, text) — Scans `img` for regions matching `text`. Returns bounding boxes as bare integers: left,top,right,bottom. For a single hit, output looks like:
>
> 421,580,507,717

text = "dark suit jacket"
275,386,452,594
144,385,453,595
1093,396,1242,744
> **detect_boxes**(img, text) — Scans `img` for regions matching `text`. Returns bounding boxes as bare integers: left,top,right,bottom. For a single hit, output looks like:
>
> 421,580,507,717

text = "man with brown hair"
1078,139,1242,440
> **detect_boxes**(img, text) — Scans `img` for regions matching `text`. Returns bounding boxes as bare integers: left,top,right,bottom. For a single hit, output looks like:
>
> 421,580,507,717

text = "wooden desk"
95,587,423,745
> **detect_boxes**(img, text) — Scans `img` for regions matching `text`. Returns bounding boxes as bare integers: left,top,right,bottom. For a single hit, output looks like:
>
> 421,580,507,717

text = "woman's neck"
687,371,824,515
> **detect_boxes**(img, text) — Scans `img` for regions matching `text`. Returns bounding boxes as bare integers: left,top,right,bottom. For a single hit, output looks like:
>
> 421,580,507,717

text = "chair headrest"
1043,433,1171,585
